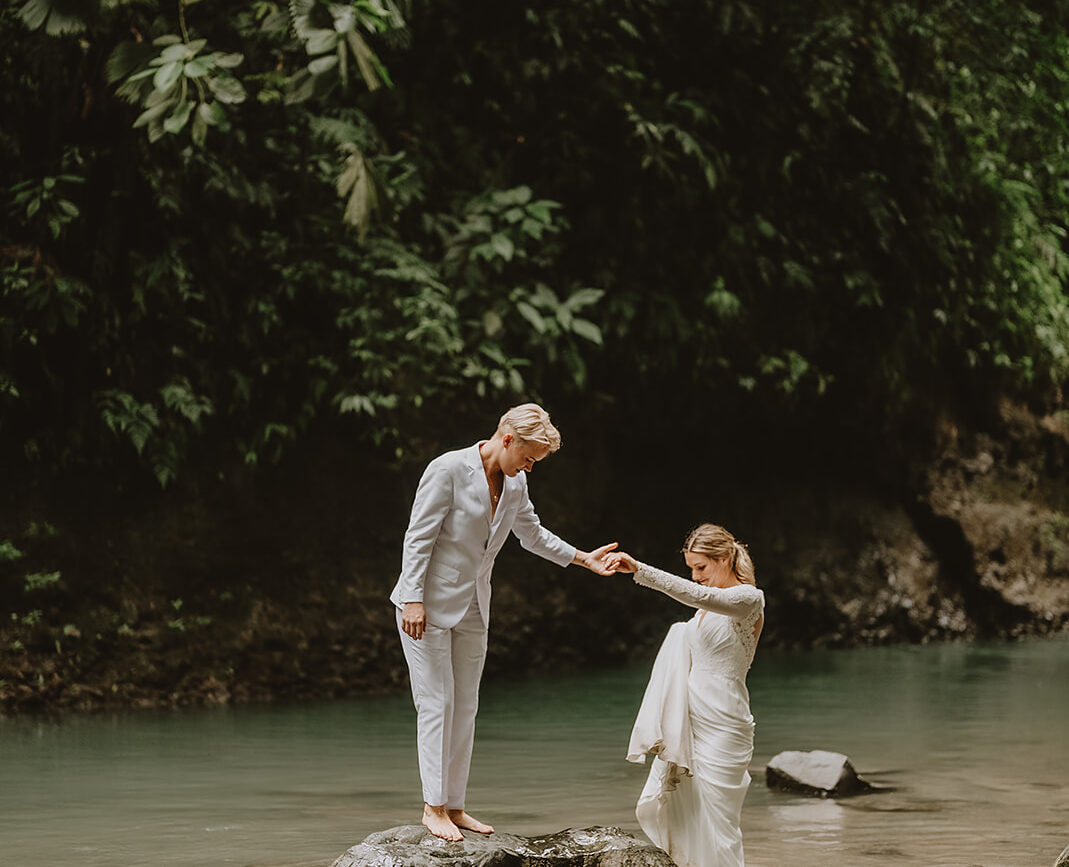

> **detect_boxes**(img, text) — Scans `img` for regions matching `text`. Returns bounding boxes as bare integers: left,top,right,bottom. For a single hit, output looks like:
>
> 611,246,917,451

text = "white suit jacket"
389,443,577,629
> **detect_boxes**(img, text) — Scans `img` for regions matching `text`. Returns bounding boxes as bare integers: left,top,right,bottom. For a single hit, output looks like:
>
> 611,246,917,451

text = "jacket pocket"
429,563,462,584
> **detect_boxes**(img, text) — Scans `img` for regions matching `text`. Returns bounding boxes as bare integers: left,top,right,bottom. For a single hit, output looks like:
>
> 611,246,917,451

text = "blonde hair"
497,403,562,452
683,523,756,586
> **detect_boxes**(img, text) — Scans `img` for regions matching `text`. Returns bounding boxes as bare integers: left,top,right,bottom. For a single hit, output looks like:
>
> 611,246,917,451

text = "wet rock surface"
765,749,874,798
1054,842,1069,867
330,825,673,867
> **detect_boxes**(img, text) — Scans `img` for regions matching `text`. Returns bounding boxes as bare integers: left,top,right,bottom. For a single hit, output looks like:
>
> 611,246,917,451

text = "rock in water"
765,749,873,798
331,825,674,867
1054,843,1069,867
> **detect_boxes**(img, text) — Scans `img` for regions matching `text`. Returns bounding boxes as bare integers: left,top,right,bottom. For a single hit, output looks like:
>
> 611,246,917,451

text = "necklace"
486,470,502,505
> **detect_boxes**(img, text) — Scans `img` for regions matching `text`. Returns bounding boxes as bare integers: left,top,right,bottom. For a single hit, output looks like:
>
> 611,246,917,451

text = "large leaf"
305,28,339,54
18,0,86,36
207,75,247,105
345,30,383,91
336,144,380,240
153,61,183,92
105,41,158,85
162,100,194,134
133,100,174,129
570,318,603,346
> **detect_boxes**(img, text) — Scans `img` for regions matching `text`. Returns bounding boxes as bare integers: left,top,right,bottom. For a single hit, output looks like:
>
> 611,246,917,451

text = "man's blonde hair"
497,403,562,452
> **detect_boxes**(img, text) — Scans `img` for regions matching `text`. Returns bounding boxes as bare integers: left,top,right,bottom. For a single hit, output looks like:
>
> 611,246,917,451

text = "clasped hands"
576,542,638,575
401,543,639,641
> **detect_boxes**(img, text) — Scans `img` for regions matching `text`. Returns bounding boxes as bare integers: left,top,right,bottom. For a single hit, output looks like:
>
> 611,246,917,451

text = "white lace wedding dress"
626,562,764,867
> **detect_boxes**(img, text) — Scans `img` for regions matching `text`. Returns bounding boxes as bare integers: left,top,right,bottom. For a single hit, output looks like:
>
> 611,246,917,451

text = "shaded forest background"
1,0,1067,712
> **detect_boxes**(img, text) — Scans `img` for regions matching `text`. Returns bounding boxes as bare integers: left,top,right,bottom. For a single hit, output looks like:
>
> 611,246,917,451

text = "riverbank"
1,401,1067,714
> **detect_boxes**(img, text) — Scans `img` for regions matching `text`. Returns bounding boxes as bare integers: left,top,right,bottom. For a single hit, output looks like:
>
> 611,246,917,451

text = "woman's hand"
606,551,639,573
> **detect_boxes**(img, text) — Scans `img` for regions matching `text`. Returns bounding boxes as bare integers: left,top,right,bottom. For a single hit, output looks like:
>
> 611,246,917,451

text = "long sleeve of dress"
633,562,763,620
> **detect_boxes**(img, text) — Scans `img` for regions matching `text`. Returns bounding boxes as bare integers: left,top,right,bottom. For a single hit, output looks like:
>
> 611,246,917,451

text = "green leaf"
24,571,60,592
133,100,174,129
184,58,211,79
197,101,226,127
285,69,316,104
563,287,604,311
516,301,546,333
706,288,741,318
493,186,532,206
191,109,208,147
755,216,776,239
309,55,339,75
18,0,86,35
526,200,559,224
570,318,603,345
17,0,49,30
490,233,514,261
153,61,183,92
0,541,23,563
160,43,195,63
305,29,338,54
208,75,247,105
212,52,244,69
105,41,157,84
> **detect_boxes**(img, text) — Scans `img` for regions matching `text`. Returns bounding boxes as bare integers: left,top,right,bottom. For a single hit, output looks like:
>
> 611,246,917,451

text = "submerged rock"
330,825,674,867
765,749,873,798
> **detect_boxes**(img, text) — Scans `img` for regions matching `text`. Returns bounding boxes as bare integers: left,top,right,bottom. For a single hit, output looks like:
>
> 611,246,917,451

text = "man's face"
502,436,551,476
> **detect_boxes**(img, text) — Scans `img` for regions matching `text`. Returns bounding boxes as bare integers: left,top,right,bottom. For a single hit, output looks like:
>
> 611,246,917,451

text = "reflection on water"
1,638,1066,867
767,800,844,847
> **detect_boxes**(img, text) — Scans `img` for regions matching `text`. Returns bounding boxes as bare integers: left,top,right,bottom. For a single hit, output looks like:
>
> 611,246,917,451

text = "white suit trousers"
397,594,488,808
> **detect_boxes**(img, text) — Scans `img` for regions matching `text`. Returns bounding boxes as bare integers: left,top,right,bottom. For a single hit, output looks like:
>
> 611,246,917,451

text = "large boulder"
330,825,674,867
765,749,873,798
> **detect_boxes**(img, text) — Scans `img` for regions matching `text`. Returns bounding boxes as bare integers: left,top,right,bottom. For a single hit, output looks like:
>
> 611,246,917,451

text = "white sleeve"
509,476,577,567
395,461,454,603
633,562,763,619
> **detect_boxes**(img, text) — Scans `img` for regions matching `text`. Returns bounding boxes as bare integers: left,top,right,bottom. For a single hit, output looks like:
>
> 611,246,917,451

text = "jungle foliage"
2,0,1068,489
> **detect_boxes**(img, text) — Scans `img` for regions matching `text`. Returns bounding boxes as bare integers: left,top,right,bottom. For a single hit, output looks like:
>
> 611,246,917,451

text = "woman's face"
684,551,734,588
501,436,550,476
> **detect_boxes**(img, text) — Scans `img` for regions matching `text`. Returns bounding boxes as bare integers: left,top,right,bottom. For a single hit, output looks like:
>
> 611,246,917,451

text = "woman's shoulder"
722,583,764,604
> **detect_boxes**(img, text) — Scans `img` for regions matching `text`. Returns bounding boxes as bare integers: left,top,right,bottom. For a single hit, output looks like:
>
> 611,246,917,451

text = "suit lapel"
467,443,493,530
490,472,519,537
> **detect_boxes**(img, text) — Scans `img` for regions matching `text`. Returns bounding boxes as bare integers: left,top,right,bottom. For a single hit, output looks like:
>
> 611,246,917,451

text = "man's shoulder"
425,443,479,474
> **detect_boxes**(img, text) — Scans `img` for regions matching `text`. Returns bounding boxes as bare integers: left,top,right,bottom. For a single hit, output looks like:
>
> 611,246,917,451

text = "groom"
390,404,616,841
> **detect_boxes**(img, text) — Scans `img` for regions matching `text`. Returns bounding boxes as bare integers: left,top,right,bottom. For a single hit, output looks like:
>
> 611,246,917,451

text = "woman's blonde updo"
682,523,756,586
497,403,562,452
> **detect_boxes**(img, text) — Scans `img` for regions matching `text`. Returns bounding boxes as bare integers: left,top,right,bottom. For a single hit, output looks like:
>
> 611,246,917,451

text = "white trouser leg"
397,595,487,808
445,596,488,809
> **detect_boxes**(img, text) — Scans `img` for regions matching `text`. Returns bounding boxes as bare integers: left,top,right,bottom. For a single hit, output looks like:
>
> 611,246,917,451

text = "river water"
1,638,1066,867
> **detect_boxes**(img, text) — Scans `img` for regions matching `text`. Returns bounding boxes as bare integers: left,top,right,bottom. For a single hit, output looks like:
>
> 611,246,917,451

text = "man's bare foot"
448,809,494,835
422,805,463,841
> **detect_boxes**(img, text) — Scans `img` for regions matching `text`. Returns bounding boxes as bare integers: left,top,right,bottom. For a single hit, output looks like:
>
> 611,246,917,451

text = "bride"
608,524,764,867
